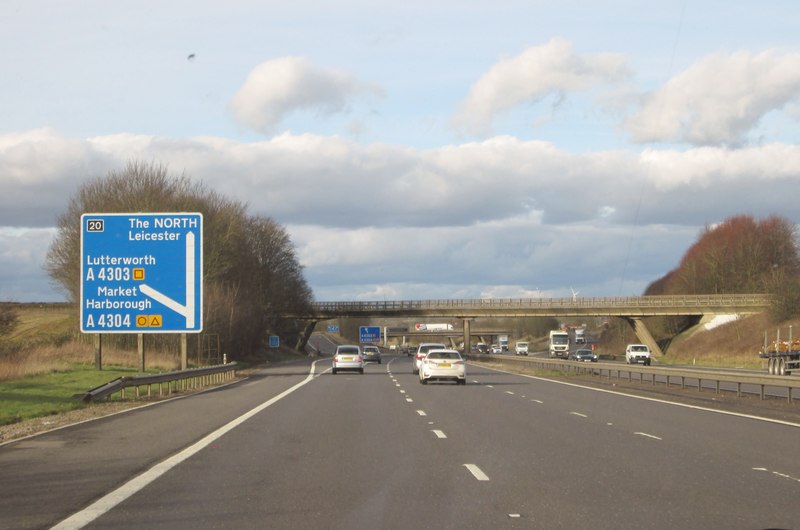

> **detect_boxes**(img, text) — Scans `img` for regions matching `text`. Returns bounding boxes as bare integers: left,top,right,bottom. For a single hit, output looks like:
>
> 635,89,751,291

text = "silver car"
362,344,382,364
332,345,364,374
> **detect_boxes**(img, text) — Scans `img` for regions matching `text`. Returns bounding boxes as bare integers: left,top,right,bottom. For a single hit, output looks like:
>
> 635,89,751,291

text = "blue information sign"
327,325,339,333
359,326,381,343
80,213,203,333
269,335,280,348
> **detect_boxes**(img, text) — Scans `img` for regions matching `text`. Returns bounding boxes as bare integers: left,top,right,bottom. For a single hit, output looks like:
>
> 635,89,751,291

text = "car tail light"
358,355,363,363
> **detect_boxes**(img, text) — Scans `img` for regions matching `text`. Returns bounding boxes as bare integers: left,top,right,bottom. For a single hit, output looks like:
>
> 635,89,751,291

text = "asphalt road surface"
2,355,799,529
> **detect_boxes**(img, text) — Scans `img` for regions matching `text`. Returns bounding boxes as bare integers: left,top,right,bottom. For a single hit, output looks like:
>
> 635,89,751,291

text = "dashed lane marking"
570,412,588,418
464,464,490,481
417,410,427,416
432,430,447,439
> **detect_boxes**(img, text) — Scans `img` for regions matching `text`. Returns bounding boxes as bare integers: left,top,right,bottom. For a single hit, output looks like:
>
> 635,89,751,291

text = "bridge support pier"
295,321,317,352
623,317,664,358
462,318,472,354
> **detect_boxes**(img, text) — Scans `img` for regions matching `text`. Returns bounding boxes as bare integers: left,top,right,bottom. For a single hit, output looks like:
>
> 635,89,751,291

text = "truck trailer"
759,329,800,376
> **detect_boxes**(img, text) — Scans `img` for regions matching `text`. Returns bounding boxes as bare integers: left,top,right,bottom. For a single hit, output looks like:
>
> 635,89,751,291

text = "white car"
515,342,529,355
413,342,446,374
625,344,651,366
332,345,364,374
490,344,502,354
419,349,466,385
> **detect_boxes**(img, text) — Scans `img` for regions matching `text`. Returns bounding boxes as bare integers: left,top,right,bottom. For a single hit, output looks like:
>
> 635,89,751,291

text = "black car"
569,348,598,362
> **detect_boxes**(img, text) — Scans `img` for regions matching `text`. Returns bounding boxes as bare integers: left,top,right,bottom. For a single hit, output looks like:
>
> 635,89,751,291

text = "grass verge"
0,365,142,426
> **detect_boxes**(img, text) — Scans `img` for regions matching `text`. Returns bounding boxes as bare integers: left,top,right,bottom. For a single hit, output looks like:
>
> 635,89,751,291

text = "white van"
515,342,529,355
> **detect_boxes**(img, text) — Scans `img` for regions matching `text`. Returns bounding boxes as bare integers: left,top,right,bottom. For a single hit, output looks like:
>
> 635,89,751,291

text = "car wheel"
421,378,428,385
332,368,337,374
378,360,382,364
360,368,364,374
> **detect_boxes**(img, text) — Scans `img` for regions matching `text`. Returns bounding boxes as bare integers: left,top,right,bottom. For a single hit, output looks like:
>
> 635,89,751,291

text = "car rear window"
419,344,446,353
428,351,459,360
338,347,359,354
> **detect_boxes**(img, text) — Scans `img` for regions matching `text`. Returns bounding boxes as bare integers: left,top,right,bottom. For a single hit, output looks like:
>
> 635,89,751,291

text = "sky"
2,0,800,303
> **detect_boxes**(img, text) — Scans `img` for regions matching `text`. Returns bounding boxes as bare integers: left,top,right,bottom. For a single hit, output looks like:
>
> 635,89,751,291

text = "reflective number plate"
342,357,353,361
438,363,451,368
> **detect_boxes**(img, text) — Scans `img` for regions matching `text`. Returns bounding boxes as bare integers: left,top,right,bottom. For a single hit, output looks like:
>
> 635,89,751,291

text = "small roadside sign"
327,325,339,333
80,213,203,333
269,335,280,348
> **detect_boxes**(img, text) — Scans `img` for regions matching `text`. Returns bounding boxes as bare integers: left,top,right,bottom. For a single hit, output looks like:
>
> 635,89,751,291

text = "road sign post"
81,213,203,335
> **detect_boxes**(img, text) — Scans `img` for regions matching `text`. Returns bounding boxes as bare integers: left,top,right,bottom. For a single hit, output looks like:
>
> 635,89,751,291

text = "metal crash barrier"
77,363,238,402
467,355,800,404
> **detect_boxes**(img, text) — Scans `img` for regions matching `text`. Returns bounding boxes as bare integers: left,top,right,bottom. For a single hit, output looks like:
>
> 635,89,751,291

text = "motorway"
2,354,799,529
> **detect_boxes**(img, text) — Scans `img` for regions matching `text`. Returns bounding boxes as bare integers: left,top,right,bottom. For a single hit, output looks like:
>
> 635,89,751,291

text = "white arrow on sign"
139,231,196,328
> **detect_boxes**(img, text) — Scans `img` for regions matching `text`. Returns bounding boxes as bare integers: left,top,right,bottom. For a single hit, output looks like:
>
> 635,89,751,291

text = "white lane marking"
505,391,515,395
464,464,490,481
754,467,800,484
471,380,479,383
570,412,588,418
476,363,800,429
432,430,447,439
508,514,521,519
487,385,494,389
417,410,427,416
52,360,325,530
634,432,662,440
428,421,434,425
400,390,406,394
406,398,413,402
531,399,543,404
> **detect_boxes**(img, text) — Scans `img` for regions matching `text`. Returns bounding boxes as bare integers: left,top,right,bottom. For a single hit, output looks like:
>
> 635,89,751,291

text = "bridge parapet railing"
312,294,771,313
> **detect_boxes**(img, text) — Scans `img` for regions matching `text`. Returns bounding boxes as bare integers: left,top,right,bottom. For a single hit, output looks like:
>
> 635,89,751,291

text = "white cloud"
451,38,628,136
229,57,384,134
2,129,800,302
626,50,800,146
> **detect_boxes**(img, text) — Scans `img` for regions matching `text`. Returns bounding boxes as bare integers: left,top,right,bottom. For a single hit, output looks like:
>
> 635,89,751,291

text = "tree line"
45,161,314,360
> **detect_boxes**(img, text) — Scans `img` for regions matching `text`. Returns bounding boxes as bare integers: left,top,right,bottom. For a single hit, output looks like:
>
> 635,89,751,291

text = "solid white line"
51,360,324,530
634,432,662,440
474,363,800,429
432,430,447,439
464,464,490,481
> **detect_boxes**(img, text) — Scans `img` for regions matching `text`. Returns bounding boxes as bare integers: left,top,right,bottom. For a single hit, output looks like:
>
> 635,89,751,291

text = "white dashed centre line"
464,464,490,481
505,391,515,395
416,410,427,416
432,430,447,439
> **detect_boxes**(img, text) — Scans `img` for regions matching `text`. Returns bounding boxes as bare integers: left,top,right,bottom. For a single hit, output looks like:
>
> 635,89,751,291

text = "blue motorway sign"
80,213,203,333
327,325,339,333
359,326,381,343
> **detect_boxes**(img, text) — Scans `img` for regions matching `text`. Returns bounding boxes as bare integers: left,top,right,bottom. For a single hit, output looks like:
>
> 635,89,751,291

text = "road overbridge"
289,294,771,357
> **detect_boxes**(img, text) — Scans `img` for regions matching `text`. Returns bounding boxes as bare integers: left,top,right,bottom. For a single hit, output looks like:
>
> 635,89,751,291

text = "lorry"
498,335,509,351
574,327,586,344
548,330,570,358
415,323,454,331
759,329,800,376
515,341,529,355
625,344,651,365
